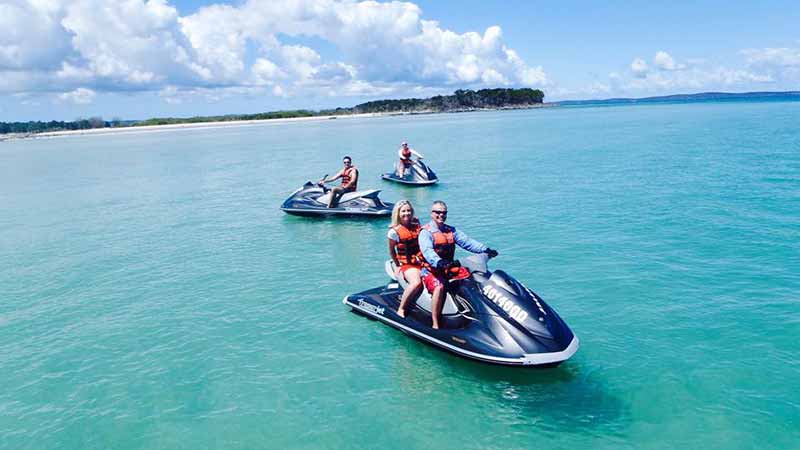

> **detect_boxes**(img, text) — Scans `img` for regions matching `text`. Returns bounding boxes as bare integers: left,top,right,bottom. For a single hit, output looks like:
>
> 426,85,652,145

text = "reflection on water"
382,325,628,440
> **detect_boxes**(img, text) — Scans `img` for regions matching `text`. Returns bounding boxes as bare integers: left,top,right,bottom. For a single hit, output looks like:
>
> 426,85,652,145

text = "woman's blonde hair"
390,200,415,227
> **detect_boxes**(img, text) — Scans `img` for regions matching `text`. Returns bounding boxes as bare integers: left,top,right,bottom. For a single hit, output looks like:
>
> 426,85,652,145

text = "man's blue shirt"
418,221,488,267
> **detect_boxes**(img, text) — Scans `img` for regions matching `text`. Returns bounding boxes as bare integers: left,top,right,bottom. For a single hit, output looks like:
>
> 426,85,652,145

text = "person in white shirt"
396,141,424,177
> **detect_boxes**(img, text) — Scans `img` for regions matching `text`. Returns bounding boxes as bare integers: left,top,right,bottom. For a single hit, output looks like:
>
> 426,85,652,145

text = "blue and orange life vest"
422,223,456,268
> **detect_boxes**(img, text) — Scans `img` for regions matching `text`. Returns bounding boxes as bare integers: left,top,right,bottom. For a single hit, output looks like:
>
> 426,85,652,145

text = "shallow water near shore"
1,100,799,449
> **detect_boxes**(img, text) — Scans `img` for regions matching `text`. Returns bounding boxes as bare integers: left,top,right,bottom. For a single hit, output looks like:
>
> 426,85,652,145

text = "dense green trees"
1,89,545,136
351,88,544,113
0,118,111,135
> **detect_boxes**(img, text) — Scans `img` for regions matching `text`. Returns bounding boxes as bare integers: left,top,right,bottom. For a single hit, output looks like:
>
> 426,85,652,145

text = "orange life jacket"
422,223,455,268
400,147,412,166
392,222,423,265
341,166,358,191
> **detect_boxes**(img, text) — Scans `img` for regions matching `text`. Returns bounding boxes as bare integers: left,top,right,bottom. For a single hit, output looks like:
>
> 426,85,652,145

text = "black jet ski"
381,159,438,186
280,181,393,218
343,254,579,366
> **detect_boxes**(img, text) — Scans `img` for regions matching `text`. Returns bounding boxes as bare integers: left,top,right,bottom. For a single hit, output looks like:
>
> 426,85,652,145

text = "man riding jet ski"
343,202,579,366
280,156,393,217
382,142,438,186
280,182,393,217
321,155,359,208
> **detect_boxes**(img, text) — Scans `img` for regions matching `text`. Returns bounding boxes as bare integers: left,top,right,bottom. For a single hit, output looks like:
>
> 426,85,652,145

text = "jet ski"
381,159,438,186
343,254,579,367
280,180,393,218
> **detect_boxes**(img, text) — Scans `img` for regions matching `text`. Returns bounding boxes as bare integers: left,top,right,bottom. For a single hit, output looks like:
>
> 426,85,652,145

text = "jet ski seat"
340,189,378,203
316,189,380,206
385,261,460,315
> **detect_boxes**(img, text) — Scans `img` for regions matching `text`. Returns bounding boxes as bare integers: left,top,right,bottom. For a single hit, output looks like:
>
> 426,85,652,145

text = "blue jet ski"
344,254,579,366
381,159,438,186
281,180,393,218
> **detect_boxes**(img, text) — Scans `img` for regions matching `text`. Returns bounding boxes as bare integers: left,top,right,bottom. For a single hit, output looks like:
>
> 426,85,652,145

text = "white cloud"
251,58,283,85
0,1,72,71
631,51,686,79
60,0,188,86
617,49,777,95
58,87,96,104
631,58,648,78
623,66,774,93
158,85,183,103
1,0,549,104
279,45,321,80
561,49,784,101
654,51,683,71
742,47,800,67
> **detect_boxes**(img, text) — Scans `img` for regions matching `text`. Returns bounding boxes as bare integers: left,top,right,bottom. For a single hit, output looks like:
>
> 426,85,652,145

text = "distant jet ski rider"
418,200,498,329
319,155,358,208
396,141,424,177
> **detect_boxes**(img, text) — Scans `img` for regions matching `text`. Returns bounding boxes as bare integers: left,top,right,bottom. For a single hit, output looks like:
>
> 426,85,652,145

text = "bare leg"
430,285,446,329
397,268,422,318
328,186,344,208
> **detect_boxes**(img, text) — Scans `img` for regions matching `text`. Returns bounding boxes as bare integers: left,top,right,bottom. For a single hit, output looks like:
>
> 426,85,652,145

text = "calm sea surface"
1,100,798,449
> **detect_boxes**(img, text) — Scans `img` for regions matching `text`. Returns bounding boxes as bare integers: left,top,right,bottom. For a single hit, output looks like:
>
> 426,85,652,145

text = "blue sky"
2,0,799,121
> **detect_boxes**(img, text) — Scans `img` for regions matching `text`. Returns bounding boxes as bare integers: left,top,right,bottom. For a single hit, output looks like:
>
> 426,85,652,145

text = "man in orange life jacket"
319,156,359,208
418,200,498,329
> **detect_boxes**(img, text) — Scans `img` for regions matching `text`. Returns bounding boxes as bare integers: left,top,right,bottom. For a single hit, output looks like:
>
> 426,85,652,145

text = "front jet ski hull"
343,270,579,367
281,205,392,218
381,173,438,186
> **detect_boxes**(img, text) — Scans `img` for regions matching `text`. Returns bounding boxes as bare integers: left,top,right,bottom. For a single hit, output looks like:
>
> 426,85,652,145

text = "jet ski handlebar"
316,174,331,192
441,253,494,284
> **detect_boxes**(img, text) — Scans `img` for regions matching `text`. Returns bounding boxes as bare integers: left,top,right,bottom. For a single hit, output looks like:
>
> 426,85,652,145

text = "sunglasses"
431,210,448,215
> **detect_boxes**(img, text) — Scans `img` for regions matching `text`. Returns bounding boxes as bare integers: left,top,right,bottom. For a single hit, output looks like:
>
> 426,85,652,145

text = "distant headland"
0,88,545,138
556,91,800,106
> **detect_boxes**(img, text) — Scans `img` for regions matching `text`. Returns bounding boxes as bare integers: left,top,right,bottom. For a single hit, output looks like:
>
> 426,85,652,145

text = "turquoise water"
1,101,799,449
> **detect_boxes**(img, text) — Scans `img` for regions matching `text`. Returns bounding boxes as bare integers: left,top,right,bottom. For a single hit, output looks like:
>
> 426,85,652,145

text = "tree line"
1,88,545,135
0,117,124,135
351,88,545,113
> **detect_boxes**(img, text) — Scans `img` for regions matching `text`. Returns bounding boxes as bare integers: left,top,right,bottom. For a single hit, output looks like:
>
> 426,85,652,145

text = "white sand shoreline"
0,112,389,142
0,104,553,142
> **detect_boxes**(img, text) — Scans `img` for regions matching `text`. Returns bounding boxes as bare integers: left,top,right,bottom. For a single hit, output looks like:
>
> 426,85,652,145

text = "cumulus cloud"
2,0,548,103
630,51,686,79
58,87,96,104
654,51,684,71
631,58,648,78
610,50,775,98
0,1,72,70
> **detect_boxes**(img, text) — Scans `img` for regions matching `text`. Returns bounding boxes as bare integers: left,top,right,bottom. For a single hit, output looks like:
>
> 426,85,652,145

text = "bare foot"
397,309,405,318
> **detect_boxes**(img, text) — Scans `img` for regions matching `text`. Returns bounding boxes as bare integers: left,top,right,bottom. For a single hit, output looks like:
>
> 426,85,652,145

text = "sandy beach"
0,112,391,142
0,104,554,142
